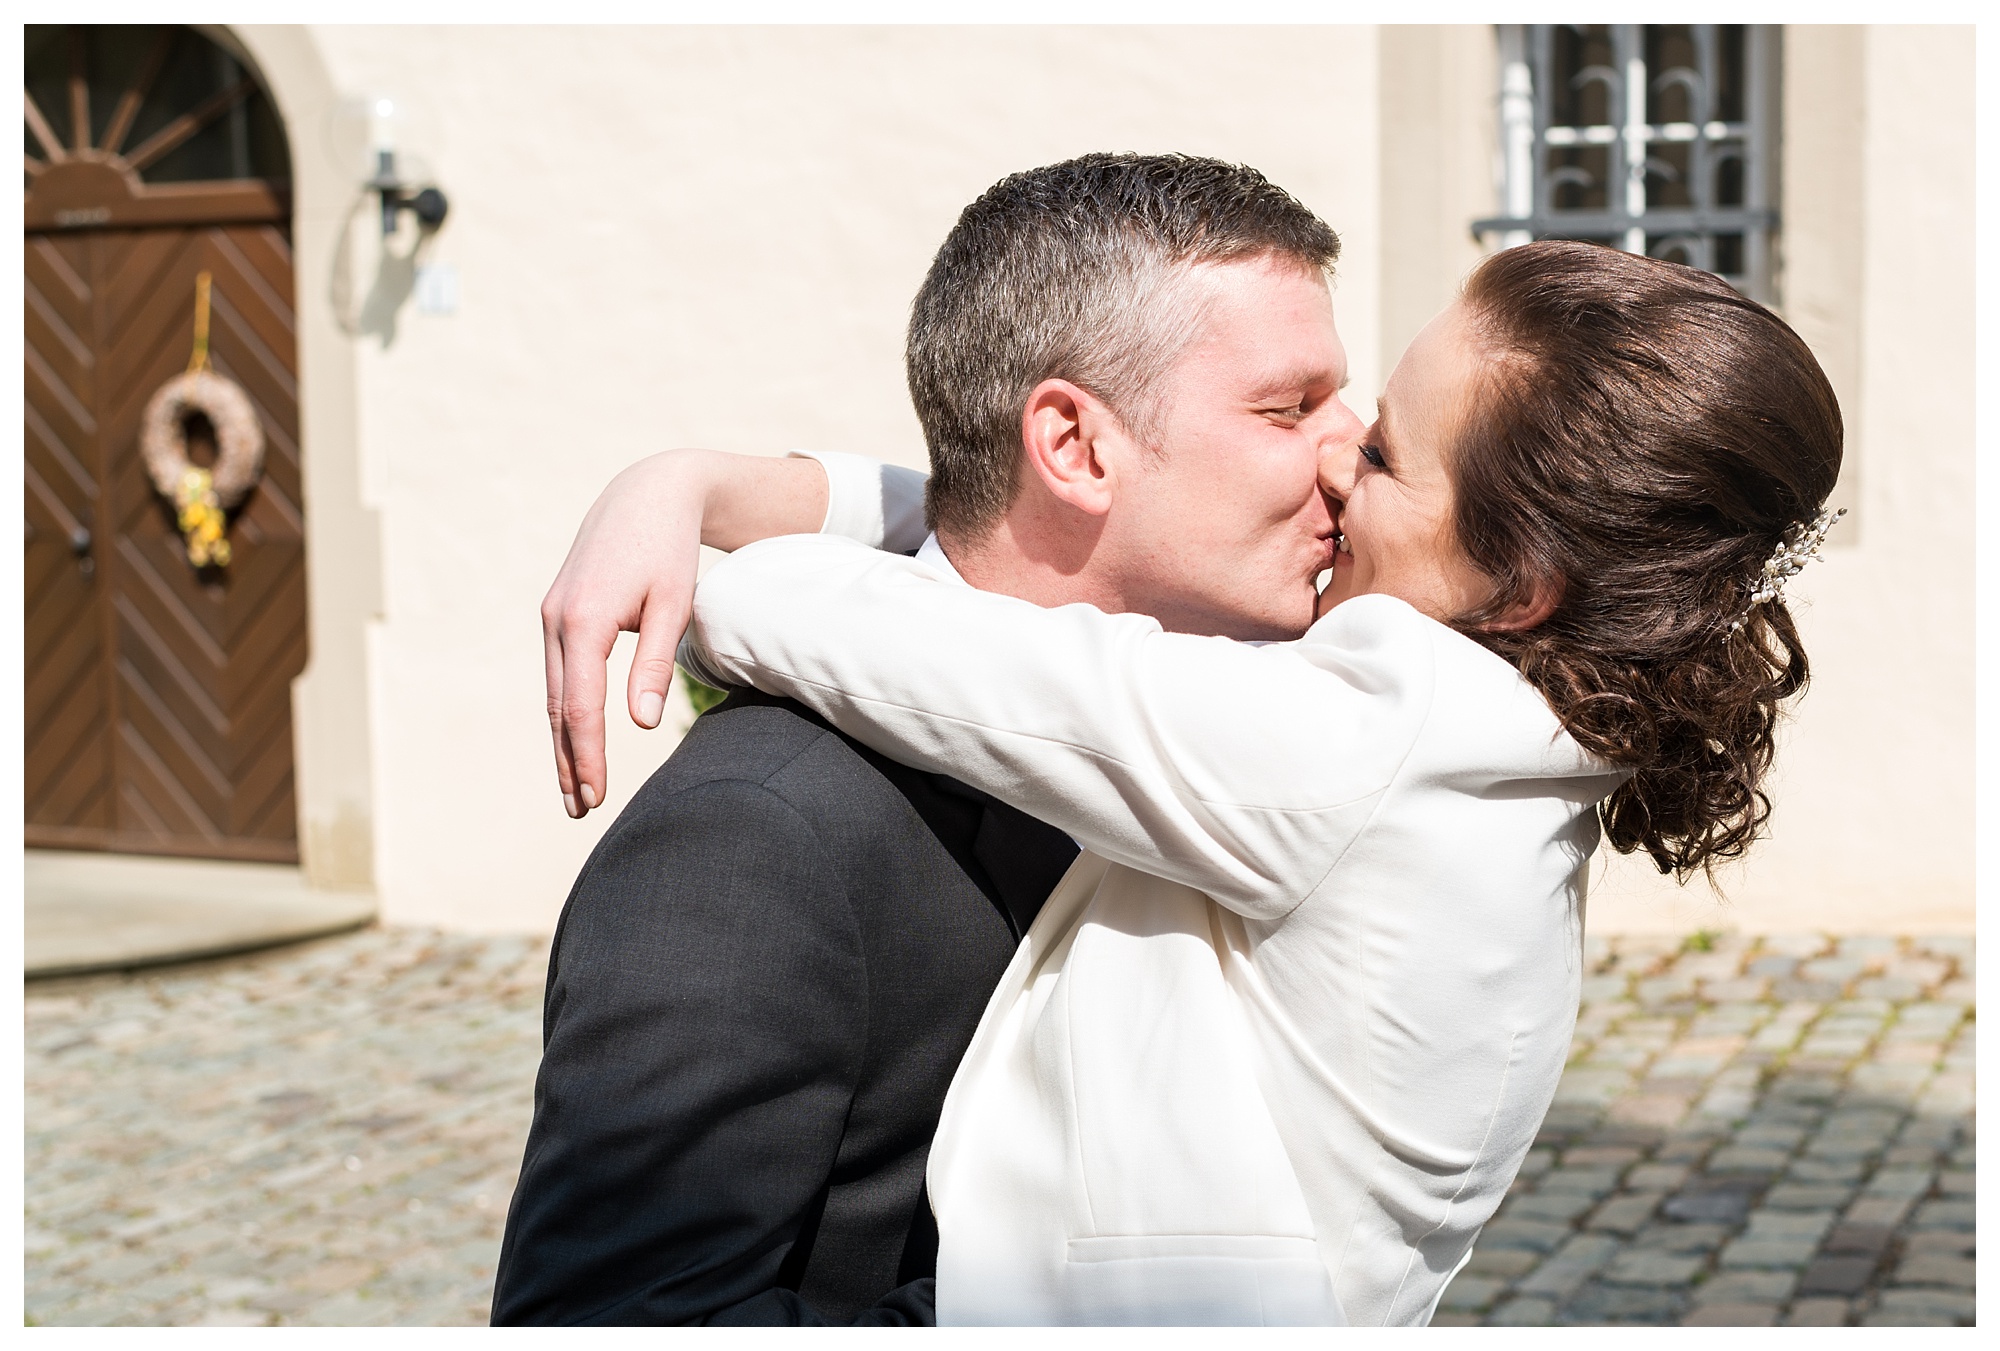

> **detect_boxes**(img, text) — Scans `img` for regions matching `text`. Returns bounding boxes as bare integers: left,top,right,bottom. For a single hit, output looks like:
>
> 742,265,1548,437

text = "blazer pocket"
1062,1235,1344,1327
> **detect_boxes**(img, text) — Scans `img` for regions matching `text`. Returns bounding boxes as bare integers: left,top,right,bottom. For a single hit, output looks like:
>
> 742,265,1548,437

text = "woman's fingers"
628,587,690,731
542,600,582,816
543,584,621,817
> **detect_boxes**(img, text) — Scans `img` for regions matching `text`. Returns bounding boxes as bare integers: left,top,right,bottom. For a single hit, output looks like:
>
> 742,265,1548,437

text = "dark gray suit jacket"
491,691,1077,1325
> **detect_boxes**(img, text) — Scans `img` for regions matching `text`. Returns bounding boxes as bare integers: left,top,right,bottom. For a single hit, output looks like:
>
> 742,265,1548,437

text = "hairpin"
1730,506,1846,633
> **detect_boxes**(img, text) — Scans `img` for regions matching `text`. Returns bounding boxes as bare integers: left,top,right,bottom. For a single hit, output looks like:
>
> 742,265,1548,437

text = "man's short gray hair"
907,152,1342,538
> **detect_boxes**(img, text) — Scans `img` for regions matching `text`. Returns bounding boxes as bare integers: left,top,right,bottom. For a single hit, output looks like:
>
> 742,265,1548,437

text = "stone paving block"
1586,1193,1663,1235
1605,1093,1695,1129
1717,1236,1817,1269
1842,1196,1915,1228
1561,1281,1683,1324
1479,1217,1575,1254
1770,980,1843,1002
1635,976,1698,1005
1905,1199,1973,1230
1741,1214,1836,1249
1933,979,1974,1005
1862,1167,1936,1199
1680,1301,1777,1326
1848,1064,1932,1098
1787,1157,1866,1184
1601,1248,1704,1286
1705,1146,1791,1174
1691,1270,1795,1304
1552,1070,1635,1107
1797,1255,1879,1296
1892,1254,1975,1288
1515,1233,1621,1299
1820,1223,1894,1256
1465,1247,1540,1279
1662,1185,1757,1225
1781,1297,1851,1326
1538,1168,1623,1198
1488,1295,1559,1326
1798,957,1867,984
1901,1230,1974,1258
1438,1275,1505,1311
1508,1191,1599,1224
1561,1146,1643,1168
1653,1136,1723,1164
1864,1289,1974,1325
1630,1222,1731,1255
1624,1164,1689,1192
1852,977,1922,1002
1763,1183,1854,1211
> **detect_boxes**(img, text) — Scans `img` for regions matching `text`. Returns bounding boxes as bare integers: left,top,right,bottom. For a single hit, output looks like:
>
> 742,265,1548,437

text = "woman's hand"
541,449,827,818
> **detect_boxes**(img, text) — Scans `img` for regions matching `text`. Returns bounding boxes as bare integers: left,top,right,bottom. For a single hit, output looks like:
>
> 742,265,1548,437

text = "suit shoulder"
653,701,840,787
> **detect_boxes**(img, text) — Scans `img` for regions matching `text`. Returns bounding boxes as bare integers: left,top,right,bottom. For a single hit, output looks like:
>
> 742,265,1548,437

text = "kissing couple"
493,154,1842,1326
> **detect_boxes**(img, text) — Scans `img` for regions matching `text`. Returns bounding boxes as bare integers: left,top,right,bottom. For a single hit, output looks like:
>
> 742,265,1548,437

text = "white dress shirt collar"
917,532,969,587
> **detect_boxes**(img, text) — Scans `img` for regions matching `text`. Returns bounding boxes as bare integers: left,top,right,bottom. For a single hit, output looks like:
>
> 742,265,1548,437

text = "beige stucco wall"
271,25,1388,931
241,24,1971,938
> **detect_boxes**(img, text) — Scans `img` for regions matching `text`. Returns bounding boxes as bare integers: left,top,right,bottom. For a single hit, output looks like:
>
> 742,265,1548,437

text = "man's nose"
1317,445,1354,499
1314,397,1365,450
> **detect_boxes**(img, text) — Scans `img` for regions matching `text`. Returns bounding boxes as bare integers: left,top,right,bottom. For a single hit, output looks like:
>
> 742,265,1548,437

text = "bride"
544,241,1842,1324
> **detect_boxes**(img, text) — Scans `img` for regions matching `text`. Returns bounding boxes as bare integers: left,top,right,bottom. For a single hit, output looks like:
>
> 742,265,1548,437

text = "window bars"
1473,25,1780,304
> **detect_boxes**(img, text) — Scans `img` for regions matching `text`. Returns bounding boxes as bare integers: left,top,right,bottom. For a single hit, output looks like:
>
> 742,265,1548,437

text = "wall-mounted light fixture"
360,94,449,237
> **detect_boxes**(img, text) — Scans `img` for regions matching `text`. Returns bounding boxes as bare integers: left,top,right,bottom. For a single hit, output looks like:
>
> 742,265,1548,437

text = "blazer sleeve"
490,776,926,1325
682,536,1437,921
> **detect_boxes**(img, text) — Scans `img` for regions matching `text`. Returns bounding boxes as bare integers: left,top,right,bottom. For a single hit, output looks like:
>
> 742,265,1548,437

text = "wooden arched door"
25,25,309,863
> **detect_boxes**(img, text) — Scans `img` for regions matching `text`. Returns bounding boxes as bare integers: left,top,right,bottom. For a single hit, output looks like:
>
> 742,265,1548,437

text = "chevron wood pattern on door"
24,223,308,862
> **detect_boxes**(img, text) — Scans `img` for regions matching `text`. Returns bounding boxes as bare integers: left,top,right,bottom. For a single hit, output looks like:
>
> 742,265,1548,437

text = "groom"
497,153,1360,1324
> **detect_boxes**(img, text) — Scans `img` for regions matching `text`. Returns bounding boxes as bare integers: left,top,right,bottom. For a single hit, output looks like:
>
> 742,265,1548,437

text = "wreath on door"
139,272,264,568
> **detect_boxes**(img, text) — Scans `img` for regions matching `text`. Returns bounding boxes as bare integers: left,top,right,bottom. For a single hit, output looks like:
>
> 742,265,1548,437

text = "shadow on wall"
330,190,429,347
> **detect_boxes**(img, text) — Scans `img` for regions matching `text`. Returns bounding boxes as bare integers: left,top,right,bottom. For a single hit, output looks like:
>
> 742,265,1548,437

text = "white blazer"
684,460,1624,1326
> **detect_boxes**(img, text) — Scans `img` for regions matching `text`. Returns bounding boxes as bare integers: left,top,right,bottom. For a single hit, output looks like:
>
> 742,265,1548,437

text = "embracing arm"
684,537,1435,920
543,448,926,817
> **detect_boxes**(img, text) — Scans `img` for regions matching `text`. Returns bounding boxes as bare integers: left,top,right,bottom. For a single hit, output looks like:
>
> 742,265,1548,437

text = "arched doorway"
25,24,309,864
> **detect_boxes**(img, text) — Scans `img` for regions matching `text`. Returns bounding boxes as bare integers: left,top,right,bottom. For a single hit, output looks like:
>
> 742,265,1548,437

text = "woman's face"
1316,299,1497,624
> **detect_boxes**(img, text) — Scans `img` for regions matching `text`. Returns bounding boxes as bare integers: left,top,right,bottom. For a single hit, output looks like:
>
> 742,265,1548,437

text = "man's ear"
1020,379,1120,517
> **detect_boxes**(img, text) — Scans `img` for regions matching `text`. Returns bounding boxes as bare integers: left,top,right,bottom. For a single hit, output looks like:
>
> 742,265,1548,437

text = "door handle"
70,526,92,556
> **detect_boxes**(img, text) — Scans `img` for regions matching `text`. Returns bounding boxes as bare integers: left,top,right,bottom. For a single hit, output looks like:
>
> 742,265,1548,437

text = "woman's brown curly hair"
1446,241,1843,881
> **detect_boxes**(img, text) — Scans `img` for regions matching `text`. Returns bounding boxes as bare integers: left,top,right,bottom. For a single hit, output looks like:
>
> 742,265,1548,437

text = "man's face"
1102,255,1364,641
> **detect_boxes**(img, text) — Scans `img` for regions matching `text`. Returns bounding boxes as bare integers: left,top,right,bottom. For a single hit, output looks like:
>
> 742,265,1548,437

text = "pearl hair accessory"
1730,506,1846,633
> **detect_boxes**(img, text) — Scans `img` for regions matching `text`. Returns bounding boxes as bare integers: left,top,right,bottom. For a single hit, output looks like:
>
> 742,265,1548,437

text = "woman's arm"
543,448,927,818
684,536,1437,920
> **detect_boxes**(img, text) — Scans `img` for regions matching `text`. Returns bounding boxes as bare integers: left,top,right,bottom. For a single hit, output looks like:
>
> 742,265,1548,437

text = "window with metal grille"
1473,24,1780,303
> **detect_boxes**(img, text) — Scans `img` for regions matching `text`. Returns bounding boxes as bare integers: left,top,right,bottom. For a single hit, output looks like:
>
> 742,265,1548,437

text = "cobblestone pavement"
26,927,548,1326
1437,932,1976,1327
25,926,1975,1326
